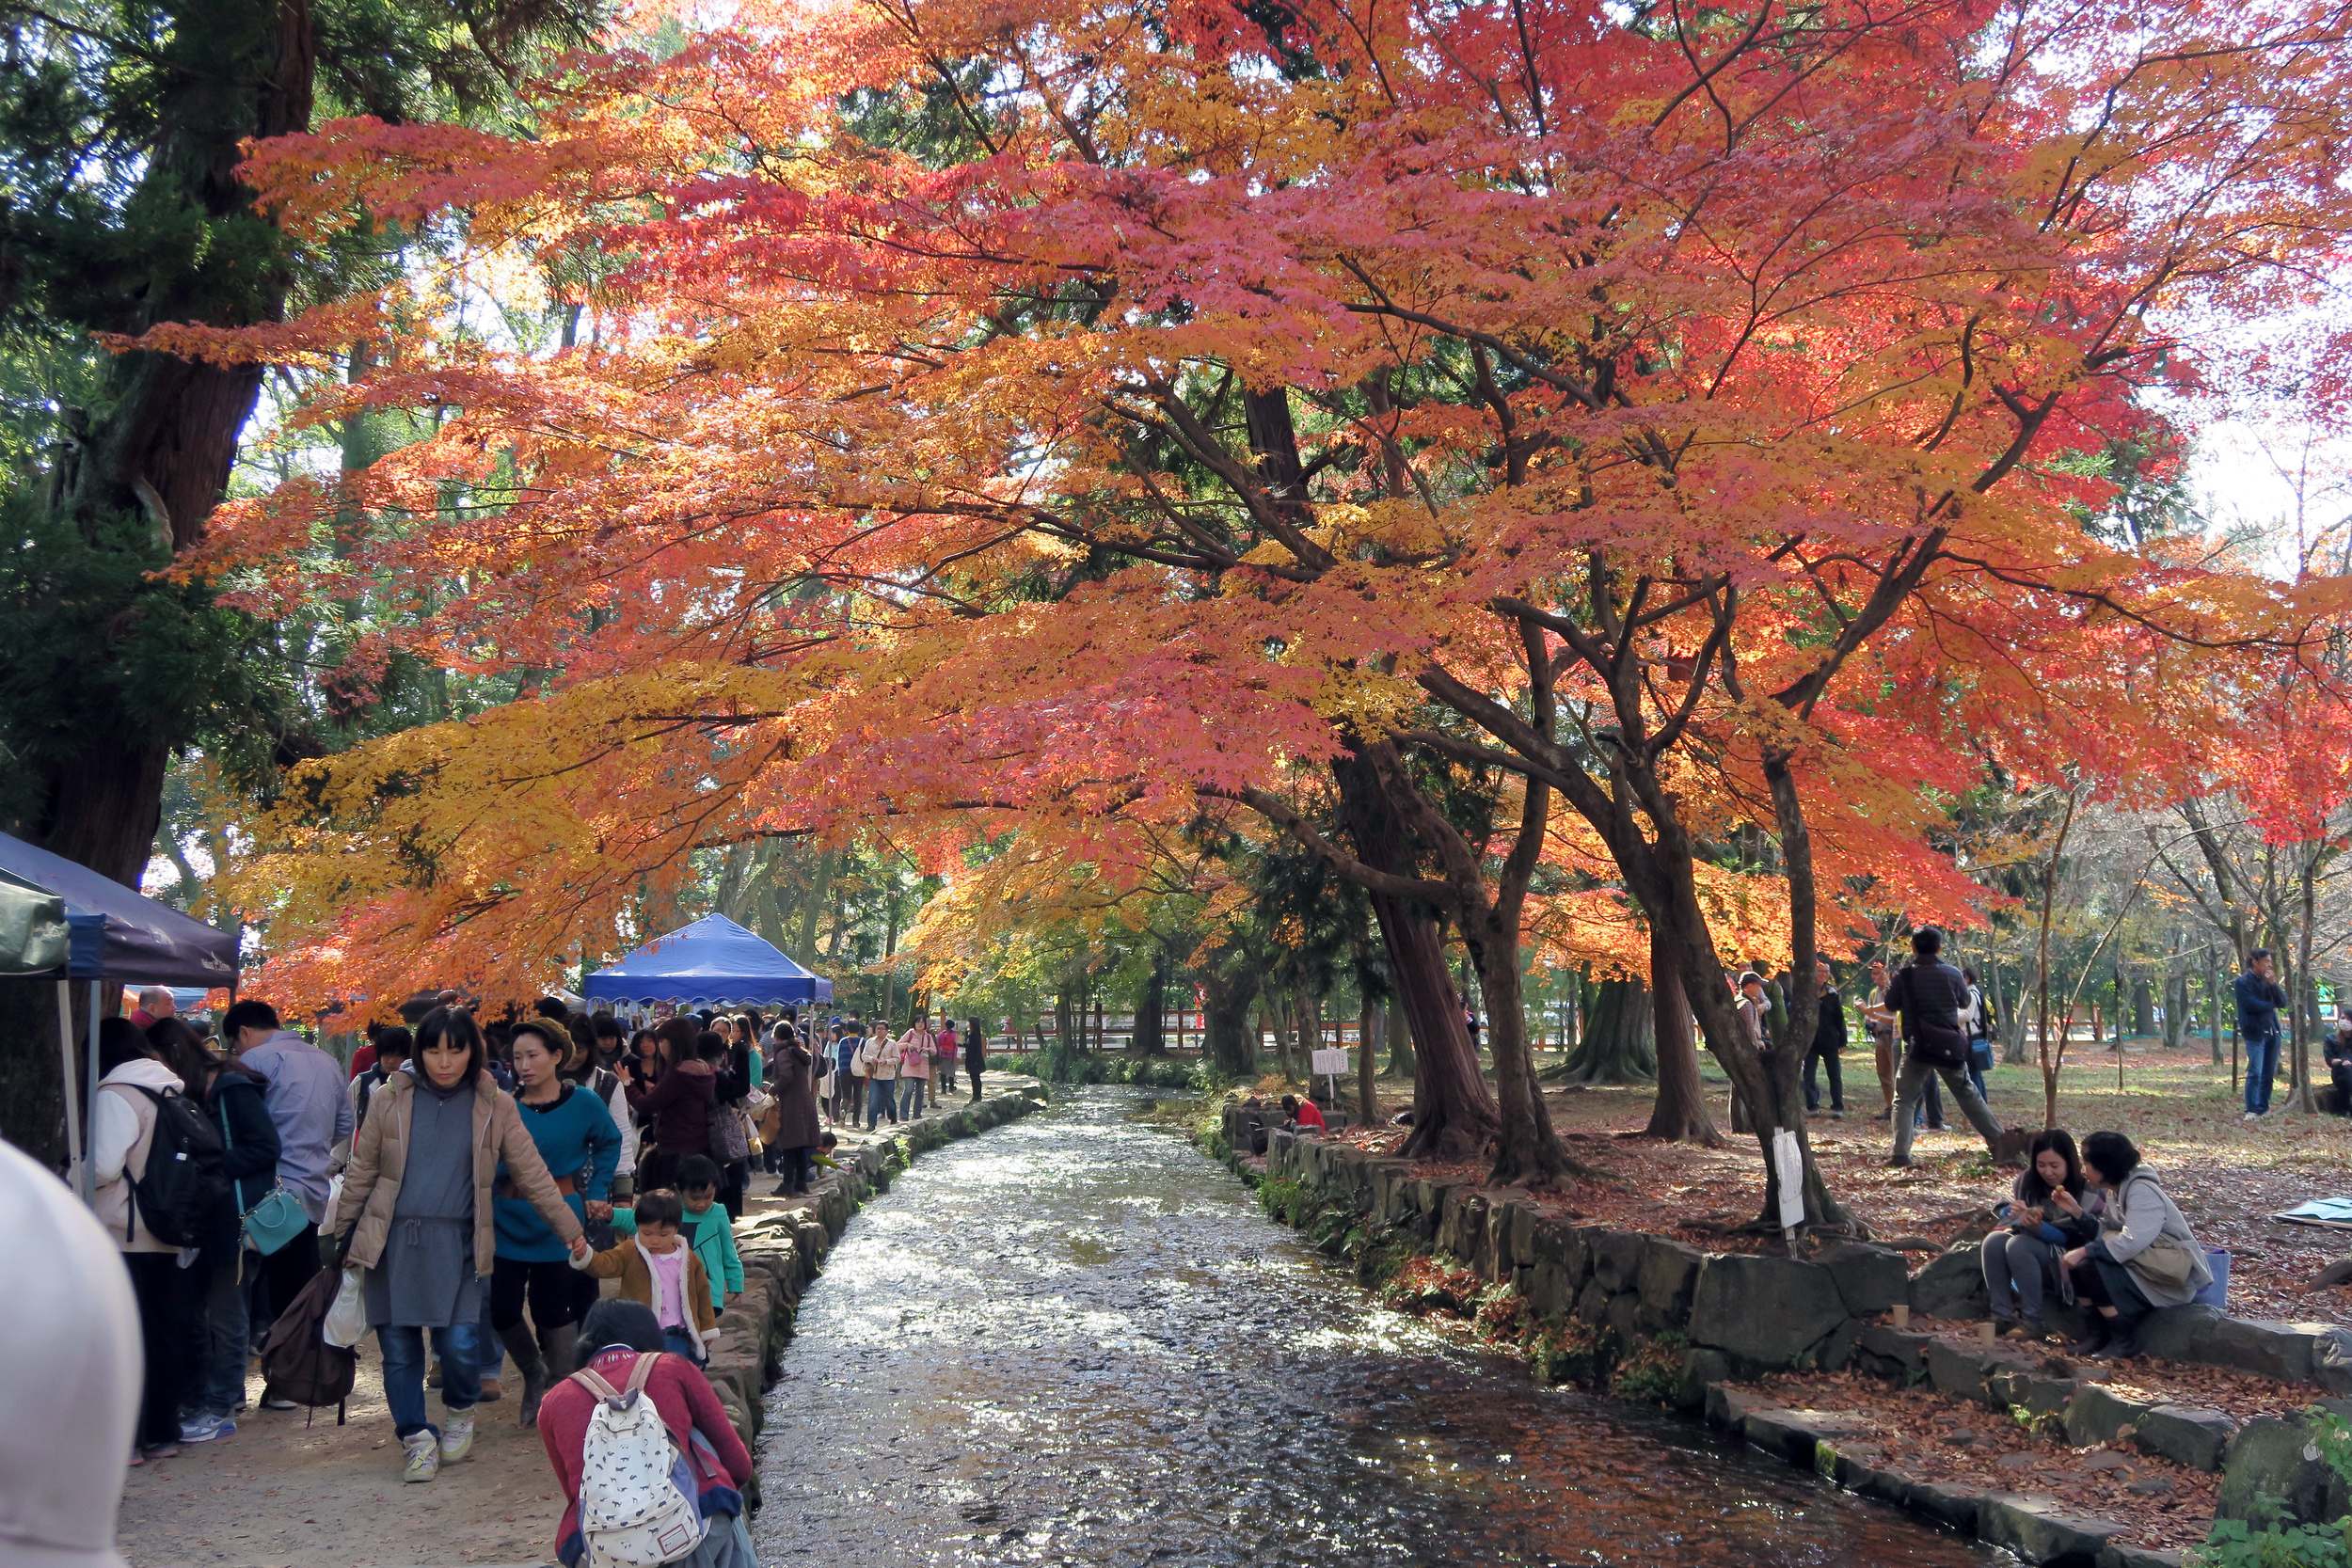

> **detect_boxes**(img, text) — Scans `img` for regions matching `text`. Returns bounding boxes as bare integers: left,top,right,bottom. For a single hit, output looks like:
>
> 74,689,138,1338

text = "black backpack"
118,1084,230,1247
260,1260,358,1422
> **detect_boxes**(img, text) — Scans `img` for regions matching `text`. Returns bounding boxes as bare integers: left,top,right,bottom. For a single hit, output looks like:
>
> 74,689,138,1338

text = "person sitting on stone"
1280,1094,1326,1132
2326,1013,2352,1114
1980,1129,2103,1340
2062,1130,2211,1360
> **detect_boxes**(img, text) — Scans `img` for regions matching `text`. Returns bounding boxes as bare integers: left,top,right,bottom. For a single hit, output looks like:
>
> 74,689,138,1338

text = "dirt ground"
115,1082,1001,1568
119,1347,571,1568
1326,1036,2352,1324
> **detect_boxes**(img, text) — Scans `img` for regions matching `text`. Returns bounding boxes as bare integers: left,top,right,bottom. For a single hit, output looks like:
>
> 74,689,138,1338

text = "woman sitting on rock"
1980,1129,2102,1340
2063,1130,2213,1361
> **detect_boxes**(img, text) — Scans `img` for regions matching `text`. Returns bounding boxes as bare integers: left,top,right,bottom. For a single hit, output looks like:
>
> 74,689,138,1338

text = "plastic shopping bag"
322,1266,368,1349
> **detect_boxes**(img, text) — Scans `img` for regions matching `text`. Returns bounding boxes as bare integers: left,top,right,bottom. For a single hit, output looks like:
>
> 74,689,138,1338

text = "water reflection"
753,1088,1994,1567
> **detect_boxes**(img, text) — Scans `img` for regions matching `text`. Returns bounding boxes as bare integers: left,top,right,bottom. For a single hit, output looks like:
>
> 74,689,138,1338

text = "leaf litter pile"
1741,1370,2221,1550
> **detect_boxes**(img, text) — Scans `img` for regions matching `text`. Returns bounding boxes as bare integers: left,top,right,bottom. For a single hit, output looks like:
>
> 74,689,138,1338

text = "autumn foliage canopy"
178,0,2352,1118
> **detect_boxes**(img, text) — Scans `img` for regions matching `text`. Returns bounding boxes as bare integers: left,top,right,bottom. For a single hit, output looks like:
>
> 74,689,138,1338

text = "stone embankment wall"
697,1082,1050,1469
1230,1113,2352,1566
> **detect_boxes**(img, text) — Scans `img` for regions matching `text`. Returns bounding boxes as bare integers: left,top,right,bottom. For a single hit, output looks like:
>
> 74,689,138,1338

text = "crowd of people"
1724,929,2348,1170
78,986,1000,1566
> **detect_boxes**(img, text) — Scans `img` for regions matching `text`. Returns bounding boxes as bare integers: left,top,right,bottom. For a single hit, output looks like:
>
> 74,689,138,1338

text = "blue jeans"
477,1287,499,1383
2247,1033,2281,1113
661,1326,707,1366
866,1078,898,1128
379,1320,481,1438
196,1254,250,1417
899,1077,927,1117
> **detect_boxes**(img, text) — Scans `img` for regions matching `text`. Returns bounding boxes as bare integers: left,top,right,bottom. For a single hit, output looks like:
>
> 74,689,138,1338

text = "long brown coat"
331,1069,581,1275
766,1042,822,1150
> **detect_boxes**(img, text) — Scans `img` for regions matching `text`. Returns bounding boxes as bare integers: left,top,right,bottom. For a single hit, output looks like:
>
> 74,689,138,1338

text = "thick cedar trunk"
1560,976,1655,1084
1134,960,1168,1054
0,983,72,1168
30,0,315,884
1202,970,1261,1079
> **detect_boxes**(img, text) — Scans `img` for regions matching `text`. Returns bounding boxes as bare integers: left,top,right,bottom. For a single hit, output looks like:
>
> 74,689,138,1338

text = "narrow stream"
752,1087,1995,1567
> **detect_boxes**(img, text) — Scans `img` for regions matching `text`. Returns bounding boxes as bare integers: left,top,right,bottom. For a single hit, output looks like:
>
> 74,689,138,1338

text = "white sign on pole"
1770,1128,1806,1232
1310,1048,1350,1077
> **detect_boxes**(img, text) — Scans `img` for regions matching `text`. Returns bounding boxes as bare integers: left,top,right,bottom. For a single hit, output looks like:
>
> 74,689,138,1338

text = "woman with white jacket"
90,1018,195,1461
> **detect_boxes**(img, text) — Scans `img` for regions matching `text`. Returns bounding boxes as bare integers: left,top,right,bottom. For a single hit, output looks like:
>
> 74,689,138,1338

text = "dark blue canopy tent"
583,913,834,1007
0,832,241,1195
0,832,240,988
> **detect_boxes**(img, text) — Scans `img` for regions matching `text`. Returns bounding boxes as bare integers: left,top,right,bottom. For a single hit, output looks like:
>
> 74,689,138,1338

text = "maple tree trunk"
1642,931,1723,1146
1331,742,1497,1157
2295,856,2320,1114
1463,908,1581,1186
1752,752,1851,1228
1561,976,1655,1084
1358,1004,1382,1124
2210,965,2226,1065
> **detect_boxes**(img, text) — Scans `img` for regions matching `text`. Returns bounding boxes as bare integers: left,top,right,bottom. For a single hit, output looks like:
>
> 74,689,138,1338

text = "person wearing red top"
535,1299,756,1568
1284,1094,1327,1131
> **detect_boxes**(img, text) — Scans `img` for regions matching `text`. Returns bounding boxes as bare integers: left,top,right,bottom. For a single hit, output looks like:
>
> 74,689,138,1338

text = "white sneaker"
2243,1111,2262,1121
437,1412,474,1465
402,1430,439,1483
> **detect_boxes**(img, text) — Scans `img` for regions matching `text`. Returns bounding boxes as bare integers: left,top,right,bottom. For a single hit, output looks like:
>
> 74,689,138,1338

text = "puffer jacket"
2097,1166,2214,1307
329,1068,580,1275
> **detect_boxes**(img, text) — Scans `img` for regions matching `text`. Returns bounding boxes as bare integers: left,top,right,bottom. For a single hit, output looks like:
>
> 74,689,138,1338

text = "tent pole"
85,979,101,1201
59,979,87,1199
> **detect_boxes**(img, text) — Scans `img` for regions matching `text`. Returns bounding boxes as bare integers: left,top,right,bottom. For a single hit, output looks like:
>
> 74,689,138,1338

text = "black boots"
499,1323,548,1426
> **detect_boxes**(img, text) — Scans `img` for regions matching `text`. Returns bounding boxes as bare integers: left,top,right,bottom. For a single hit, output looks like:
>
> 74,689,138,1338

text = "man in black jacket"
1804,959,1847,1117
1884,927,2007,1166
2234,950,2289,1119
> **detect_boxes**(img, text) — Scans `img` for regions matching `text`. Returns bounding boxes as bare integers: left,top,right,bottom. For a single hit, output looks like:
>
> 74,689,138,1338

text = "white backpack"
570,1353,707,1567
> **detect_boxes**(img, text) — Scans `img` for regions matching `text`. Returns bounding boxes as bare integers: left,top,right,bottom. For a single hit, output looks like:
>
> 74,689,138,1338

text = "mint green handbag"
221,1102,309,1256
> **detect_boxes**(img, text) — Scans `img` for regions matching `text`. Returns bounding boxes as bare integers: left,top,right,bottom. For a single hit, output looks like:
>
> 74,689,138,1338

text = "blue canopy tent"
583,913,834,1007
0,832,241,1196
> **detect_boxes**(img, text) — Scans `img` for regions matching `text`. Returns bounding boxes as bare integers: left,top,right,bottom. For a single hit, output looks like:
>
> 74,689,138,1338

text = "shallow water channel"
753,1087,1996,1567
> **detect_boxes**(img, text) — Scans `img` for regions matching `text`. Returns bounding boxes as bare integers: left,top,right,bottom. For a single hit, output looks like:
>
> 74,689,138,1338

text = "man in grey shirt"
224,999,352,1365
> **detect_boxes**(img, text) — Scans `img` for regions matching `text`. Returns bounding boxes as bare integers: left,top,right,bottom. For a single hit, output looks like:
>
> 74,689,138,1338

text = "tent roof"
581,913,834,1006
0,832,240,988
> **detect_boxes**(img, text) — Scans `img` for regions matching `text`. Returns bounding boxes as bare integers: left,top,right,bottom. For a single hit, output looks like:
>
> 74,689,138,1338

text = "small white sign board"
1310,1048,1351,1077
1771,1128,1806,1231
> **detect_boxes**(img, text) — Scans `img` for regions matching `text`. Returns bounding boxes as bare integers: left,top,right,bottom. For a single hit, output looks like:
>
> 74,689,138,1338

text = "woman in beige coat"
329,1006,586,1483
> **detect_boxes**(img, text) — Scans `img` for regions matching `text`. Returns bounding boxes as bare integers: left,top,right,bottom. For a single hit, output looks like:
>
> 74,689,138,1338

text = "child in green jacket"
614,1153,743,1314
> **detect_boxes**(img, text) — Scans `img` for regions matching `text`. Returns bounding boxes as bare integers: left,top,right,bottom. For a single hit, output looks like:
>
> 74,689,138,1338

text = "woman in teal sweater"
493,1020,621,1425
